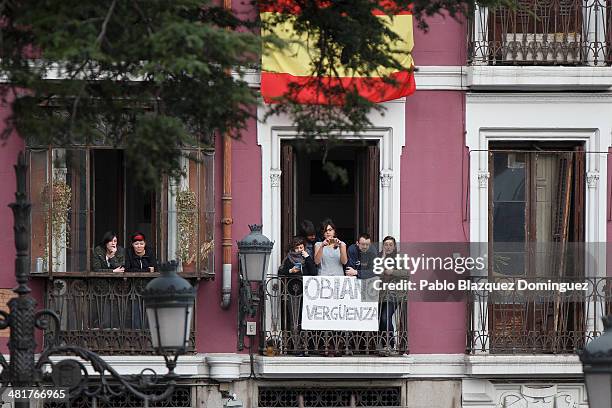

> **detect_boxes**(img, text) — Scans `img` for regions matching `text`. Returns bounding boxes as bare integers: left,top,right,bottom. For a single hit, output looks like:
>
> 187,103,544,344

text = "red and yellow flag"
260,1,415,104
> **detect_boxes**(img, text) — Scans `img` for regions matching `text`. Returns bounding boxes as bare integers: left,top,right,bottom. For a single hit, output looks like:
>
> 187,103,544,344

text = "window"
258,387,402,407
484,142,586,353
27,147,214,277
489,142,585,277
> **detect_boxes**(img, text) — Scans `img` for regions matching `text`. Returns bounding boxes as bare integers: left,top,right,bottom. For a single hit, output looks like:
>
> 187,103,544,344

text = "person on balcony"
345,232,378,279
314,219,348,276
298,219,319,258
279,236,317,278
125,232,157,272
92,231,125,273
278,236,318,352
378,235,399,354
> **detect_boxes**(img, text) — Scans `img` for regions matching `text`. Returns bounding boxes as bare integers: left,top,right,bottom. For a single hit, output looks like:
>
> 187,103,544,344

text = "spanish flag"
260,1,415,105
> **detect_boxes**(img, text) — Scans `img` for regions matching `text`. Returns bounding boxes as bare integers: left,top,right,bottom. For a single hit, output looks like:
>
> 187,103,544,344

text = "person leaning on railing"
377,236,399,354
123,231,157,331
90,231,125,329
125,232,157,272
279,236,317,278
92,231,125,273
278,236,317,353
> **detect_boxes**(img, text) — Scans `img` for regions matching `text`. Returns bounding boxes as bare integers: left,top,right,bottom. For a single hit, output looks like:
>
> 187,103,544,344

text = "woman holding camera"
314,219,348,276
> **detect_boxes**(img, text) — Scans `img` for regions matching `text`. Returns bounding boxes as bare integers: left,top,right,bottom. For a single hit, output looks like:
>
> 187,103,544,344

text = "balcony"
468,0,611,66
261,276,409,356
467,276,612,354
45,276,196,355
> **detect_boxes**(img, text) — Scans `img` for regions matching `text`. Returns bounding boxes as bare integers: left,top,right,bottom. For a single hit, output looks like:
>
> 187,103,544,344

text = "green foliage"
0,0,508,185
0,0,259,187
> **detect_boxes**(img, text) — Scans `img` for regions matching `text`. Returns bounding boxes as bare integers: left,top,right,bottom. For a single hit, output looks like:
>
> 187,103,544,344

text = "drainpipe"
220,129,233,309
220,0,234,310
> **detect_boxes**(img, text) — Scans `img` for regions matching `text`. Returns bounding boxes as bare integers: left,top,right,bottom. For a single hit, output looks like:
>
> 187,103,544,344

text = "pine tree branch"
96,0,118,46
131,0,153,37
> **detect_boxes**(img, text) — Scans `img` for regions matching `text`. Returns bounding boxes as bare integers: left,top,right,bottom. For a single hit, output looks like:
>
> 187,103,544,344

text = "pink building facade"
1,3,611,407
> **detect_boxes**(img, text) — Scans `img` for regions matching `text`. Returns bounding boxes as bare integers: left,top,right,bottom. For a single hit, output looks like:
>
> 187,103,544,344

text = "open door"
363,144,380,242
281,144,295,257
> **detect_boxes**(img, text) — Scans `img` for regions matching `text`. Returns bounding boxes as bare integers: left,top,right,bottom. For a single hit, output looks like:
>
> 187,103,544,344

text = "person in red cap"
125,232,157,272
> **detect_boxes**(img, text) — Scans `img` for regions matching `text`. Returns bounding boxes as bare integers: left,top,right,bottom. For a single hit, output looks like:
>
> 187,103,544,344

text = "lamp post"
580,315,612,408
0,152,195,407
236,225,273,350
143,260,196,375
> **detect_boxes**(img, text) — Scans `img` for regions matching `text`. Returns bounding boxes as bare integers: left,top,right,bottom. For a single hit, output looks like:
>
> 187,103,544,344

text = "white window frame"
257,100,406,275
466,92,612,353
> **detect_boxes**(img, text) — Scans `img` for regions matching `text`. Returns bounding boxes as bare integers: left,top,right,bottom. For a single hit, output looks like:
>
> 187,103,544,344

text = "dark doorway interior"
280,141,379,256
91,150,155,248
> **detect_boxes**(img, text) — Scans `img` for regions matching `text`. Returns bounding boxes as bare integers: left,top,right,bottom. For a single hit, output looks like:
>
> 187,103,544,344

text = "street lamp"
236,225,273,350
0,152,194,407
144,260,196,374
580,315,612,408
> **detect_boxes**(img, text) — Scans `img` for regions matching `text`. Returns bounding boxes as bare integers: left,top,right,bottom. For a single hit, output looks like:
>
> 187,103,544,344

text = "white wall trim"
257,100,406,273
465,355,583,377
242,66,612,91
414,66,466,90
468,66,612,91
241,66,469,90
469,127,604,247
463,379,589,408
255,355,414,378
46,355,207,377
39,353,587,380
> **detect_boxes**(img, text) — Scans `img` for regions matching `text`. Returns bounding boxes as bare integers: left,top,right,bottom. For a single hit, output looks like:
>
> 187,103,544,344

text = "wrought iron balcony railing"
467,276,612,354
261,276,409,356
45,277,196,355
468,0,612,66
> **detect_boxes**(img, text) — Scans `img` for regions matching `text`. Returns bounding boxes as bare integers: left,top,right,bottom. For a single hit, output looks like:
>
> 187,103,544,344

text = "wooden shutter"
281,144,295,257
364,144,380,241
572,146,585,242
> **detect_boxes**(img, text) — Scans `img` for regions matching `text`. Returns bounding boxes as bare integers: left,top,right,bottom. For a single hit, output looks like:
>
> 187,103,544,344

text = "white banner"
301,276,379,331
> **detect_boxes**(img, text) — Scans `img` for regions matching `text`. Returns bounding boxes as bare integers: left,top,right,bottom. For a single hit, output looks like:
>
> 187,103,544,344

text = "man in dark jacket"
346,232,378,279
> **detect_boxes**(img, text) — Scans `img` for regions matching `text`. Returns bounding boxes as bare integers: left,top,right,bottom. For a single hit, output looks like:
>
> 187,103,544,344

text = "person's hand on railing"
113,266,125,273
345,267,358,277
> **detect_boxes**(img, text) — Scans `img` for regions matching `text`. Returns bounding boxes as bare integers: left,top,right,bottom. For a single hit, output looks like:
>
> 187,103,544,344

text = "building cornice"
467,92,612,103
467,65,612,91
36,353,585,380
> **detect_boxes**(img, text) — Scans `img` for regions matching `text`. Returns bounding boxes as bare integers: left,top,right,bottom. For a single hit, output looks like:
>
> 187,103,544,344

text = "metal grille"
467,276,612,353
45,277,196,354
468,0,612,66
262,276,408,356
258,387,402,407
44,386,191,408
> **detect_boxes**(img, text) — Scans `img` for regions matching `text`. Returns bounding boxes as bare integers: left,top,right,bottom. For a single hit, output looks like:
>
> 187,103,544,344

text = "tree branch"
96,0,118,46
131,0,154,37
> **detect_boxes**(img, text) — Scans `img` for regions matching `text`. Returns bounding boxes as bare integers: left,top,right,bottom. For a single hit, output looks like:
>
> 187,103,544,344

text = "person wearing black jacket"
278,236,317,353
125,232,157,272
345,232,378,279
279,236,317,277
124,232,156,329
378,235,399,354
